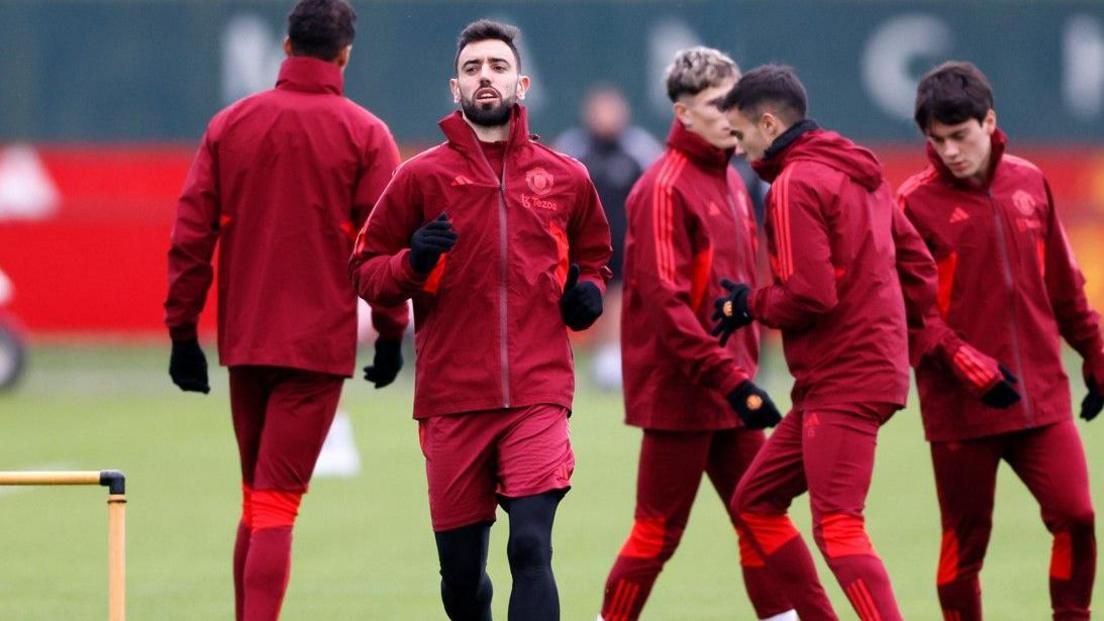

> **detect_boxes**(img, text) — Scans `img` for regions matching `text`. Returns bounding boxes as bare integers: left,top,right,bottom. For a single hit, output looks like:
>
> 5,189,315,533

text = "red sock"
816,513,902,621
601,564,652,621
235,484,253,621
241,489,302,621
737,513,837,620
1049,523,1095,621
243,526,293,621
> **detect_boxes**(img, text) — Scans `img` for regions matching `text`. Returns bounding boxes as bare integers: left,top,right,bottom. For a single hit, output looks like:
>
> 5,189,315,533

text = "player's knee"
507,526,552,571
250,489,302,530
816,513,875,559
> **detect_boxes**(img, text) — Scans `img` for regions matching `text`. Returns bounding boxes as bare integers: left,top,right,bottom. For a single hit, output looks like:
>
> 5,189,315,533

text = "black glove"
980,365,1020,409
169,338,210,394
560,263,602,331
1081,377,1103,422
409,213,458,274
727,381,782,430
363,338,403,389
711,279,753,347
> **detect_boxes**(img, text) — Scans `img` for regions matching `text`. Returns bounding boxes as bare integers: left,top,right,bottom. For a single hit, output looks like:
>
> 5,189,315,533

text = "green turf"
0,343,1099,619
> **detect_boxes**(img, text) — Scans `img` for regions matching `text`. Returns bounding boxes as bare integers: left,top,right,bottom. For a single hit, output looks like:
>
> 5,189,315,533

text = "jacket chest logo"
525,167,555,195
1012,190,1036,215
707,201,722,216
949,207,970,223
1011,190,1042,232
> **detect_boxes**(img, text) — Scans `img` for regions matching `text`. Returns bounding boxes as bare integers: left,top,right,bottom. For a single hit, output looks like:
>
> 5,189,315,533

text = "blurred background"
0,1,1102,619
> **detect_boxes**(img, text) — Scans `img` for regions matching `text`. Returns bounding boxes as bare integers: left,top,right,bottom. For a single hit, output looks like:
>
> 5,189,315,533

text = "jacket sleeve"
349,166,430,307
568,171,614,292
164,128,221,341
897,194,1002,391
629,179,750,394
749,169,839,330
890,205,948,367
352,125,408,341
1041,181,1104,372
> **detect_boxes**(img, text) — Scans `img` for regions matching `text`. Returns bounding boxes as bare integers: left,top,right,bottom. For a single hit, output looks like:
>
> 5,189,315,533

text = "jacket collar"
438,104,533,153
666,120,733,172
275,57,344,96
926,128,1008,191
752,119,820,182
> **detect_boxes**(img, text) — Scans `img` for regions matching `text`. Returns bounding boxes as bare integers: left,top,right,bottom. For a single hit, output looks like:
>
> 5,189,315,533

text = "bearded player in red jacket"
164,2,408,619
598,47,794,621
900,61,1100,621
349,20,611,621
715,65,916,620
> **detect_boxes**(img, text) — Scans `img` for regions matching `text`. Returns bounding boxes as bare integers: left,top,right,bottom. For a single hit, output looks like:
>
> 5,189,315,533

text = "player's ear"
335,46,352,69
672,100,690,128
515,75,531,100
283,37,293,58
982,109,997,135
449,78,461,104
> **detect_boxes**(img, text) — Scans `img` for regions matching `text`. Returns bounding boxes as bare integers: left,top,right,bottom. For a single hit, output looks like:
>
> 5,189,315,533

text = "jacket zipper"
472,132,512,409
988,191,1032,425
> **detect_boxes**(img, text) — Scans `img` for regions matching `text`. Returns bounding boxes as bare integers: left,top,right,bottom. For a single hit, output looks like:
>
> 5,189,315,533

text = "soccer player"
164,1,407,619
714,65,913,620
598,47,794,621
348,20,612,621
899,61,1100,621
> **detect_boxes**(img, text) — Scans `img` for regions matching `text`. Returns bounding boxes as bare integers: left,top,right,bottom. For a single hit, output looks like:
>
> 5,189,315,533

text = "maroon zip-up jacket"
749,122,912,410
899,130,1104,441
165,57,408,377
621,120,760,430
349,105,613,419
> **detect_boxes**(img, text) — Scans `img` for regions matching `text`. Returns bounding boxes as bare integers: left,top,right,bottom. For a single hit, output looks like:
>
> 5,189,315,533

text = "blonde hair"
665,46,740,102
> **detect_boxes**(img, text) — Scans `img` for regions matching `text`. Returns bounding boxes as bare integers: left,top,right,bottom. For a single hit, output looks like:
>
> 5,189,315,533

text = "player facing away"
598,47,795,621
163,1,408,619
713,65,911,621
348,20,612,621
899,61,1100,621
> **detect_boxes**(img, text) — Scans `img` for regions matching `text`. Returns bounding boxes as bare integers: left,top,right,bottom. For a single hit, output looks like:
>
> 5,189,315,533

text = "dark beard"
461,94,514,127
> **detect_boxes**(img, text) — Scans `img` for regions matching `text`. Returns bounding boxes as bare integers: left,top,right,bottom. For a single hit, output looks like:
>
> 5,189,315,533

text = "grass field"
0,342,1100,619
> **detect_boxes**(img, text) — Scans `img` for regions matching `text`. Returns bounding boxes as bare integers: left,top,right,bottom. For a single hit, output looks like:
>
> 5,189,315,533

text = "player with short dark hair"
901,60,1100,621
349,19,612,621
164,1,406,618
597,47,794,621
715,64,921,620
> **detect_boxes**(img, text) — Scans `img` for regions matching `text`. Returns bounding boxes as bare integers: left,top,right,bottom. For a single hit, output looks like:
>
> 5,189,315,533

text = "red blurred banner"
0,143,1101,337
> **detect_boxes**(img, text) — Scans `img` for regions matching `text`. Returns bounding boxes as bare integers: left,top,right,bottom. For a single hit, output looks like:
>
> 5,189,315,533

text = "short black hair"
455,19,521,73
719,64,807,125
287,0,356,61
914,61,994,132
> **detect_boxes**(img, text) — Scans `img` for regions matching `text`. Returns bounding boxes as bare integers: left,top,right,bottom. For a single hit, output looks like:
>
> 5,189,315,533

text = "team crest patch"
1012,190,1036,215
526,167,555,196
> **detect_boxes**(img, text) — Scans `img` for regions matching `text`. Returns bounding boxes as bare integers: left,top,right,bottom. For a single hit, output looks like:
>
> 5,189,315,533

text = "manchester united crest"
526,167,555,196
1012,190,1036,215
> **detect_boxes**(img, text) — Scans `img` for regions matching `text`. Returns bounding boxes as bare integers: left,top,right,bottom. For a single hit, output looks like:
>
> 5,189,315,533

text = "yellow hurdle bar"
0,470,126,621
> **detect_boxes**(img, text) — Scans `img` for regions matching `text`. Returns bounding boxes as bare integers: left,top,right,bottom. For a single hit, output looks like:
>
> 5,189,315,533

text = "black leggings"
434,490,564,620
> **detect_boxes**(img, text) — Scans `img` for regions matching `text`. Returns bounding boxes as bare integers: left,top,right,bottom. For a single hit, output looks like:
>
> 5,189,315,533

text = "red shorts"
419,404,574,531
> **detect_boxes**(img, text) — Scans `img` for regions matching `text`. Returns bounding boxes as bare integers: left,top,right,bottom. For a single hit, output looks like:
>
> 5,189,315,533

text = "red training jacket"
899,130,1104,441
621,120,761,430
165,57,408,377
349,105,613,419
750,123,911,410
